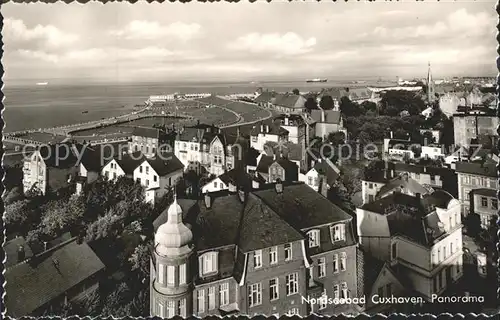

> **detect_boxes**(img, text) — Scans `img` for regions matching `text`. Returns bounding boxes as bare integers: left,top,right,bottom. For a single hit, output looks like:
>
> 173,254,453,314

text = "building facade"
453,112,498,148
129,127,176,157
250,123,289,153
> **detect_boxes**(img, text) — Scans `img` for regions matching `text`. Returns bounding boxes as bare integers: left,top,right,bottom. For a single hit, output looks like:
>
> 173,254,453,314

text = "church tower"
427,62,435,103
150,194,194,317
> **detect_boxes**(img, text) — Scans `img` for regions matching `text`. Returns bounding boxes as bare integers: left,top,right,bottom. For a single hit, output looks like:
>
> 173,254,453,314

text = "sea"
2,79,395,133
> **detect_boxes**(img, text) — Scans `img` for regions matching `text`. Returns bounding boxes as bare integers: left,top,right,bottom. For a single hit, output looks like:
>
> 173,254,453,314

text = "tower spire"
427,62,435,104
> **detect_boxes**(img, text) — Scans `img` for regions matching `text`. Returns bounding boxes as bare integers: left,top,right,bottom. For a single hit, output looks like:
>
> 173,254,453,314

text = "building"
357,190,463,301
250,123,289,152
133,154,184,204
455,160,497,217
209,131,249,176
255,91,277,108
263,141,311,174
272,93,307,114
101,151,145,180
427,63,436,103
268,156,299,183
201,168,263,194
150,181,363,317
22,143,83,195
129,127,176,157
470,189,498,229
274,114,310,145
5,237,105,317
453,110,498,147
310,109,347,141
175,123,220,174
421,145,445,160
300,158,341,197
383,136,420,160
361,161,458,205
316,87,377,110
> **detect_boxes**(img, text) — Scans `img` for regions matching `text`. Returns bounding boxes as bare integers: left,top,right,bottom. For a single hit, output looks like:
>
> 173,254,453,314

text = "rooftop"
310,109,342,124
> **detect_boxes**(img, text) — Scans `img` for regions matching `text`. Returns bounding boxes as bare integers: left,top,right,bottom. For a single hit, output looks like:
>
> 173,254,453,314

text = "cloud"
4,18,78,49
228,32,317,56
109,20,202,41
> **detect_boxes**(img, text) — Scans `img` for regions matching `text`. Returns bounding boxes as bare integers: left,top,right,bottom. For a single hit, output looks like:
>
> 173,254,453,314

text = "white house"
357,190,463,300
310,109,347,141
249,123,289,152
174,123,219,174
101,151,145,181
300,158,341,194
133,154,184,204
421,145,445,160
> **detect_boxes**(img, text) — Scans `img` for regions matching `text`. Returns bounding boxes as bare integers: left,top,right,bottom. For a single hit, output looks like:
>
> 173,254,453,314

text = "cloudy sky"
3,1,497,84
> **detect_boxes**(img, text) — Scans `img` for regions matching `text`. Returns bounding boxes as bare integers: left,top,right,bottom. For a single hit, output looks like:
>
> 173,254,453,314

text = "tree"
326,131,346,146
360,101,377,112
340,97,365,117
41,197,85,237
319,95,335,110
304,97,318,112
292,88,300,95
5,199,40,233
85,211,123,242
4,186,24,205
129,242,152,279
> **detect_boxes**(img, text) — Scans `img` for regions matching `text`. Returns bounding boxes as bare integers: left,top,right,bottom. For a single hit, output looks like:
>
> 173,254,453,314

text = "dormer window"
253,250,262,269
307,229,320,248
199,252,218,276
330,224,346,243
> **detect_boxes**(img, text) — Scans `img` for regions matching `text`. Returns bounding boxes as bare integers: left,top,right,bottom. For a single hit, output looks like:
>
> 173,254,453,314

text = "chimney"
44,241,49,252
266,125,270,133
17,245,26,262
384,160,389,179
238,188,247,203
275,179,284,194
197,120,200,125
252,178,260,190
285,117,289,126
416,193,421,199
390,131,393,139
260,124,264,132
408,134,411,142
204,193,212,209
228,182,237,193
321,109,326,123
424,166,427,173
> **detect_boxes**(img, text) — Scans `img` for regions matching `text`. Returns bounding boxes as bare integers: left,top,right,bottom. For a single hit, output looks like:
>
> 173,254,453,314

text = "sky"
2,0,498,84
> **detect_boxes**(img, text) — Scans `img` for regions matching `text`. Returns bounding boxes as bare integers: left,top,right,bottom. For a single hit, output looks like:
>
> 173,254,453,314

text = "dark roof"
5,238,105,317
246,148,260,167
177,124,220,144
253,183,353,230
254,91,277,103
144,153,184,176
80,143,126,172
153,198,198,231
363,254,386,295
348,87,372,100
272,157,299,173
217,168,252,186
376,174,430,199
256,154,275,173
472,188,497,197
387,139,418,150
111,151,145,175
36,143,82,169
455,161,497,178
273,93,306,109
250,123,289,136
318,87,348,100
310,110,341,124
274,114,306,126
132,127,163,139
264,141,303,161
5,237,34,269
313,159,341,186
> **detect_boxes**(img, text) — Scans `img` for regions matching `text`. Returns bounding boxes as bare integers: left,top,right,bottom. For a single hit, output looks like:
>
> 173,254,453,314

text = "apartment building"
128,127,176,157
455,160,497,217
300,158,341,197
356,190,463,301
453,110,498,147
201,168,264,194
470,189,498,229
174,123,220,173
150,182,363,317
274,114,311,145
310,109,347,141
101,151,145,180
209,132,249,176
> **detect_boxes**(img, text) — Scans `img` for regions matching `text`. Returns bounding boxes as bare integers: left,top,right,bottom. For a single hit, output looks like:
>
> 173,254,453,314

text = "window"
481,197,488,207
340,252,347,271
430,175,436,183
492,199,498,210
146,166,149,174
270,278,279,301
167,265,175,285
287,308,300,316
432,251,437,266
105,171,109,178
331,224,346,242
179,299,186,317
154,175,158,182
341,282,349,299
286,273,299,296
113,172,117,179
146,179,149,186
455,213,459,225
169,177,172,185
318,258,326,278
307,230,320,248
158,263,165,284
284,243,292,261
214,181,218,188
220,283,229,306
200,252,218,275
333,254,339,273
152,147,156,154
377,286,384,297
140,166,143,173
368,194,374,202
450,242,454,254
465,188,471,201
369,183,373,189
248,283,262,307
443,246,447,259
308,177,313,185
269,247,278,265
208,287,215,310
253,250,262,269
333,284,340,299
158,302,165,317
319,290,327,310
136,177,141,184
386,284,392,297
314,177,319,186
391,243,397,260
167,301,175,317
198,290,205,313
179,264,186,285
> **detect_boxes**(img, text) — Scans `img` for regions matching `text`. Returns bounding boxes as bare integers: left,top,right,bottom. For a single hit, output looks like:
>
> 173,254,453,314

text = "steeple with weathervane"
427,62,435,103
150,190,194,318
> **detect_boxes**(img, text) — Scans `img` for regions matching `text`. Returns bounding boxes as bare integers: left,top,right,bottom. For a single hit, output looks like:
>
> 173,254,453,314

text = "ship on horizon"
306,78,328,83
36,82,49,86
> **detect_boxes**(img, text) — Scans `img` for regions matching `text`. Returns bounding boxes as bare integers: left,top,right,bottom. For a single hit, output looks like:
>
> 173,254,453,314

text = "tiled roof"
264,141,303,161
132,127,162,139
80,142,126,172
310,110,342,124
5,238,105,317
348,88,373,100
246,148,260,166
273,94,306,109
455,161,497,178
153,199,198,231
250,123,289,136
376,173,430,199
5,237,33,269
313,159,341,186
472,188,496,197
256,154,275,173
36,143,81,169
254,91,277,103
144,153,184,176
112,151,145,175
217,168,252,187
177,124,220,144
318,87,349,100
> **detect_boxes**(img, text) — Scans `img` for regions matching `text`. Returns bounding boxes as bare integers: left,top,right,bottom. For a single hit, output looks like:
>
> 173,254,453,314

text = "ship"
82,110,89,114
306,78,328,83
36,82,48,86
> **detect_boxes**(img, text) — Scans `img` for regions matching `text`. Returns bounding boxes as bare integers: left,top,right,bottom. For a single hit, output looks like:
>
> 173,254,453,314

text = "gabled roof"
376,173,430,199
272,157,299,173
217,168,252,187
273,93,306,109
132,127,165,139
107,151,145,175
34,143,81,169
312,159,341,186
250,123,289,136
5,238,105,317
318,87,349,100
310,109,342,124
177,124,220,144
143,153,184,176
455,161,497,178
264,141,303,161
256,154,275,173
254,91,277,103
